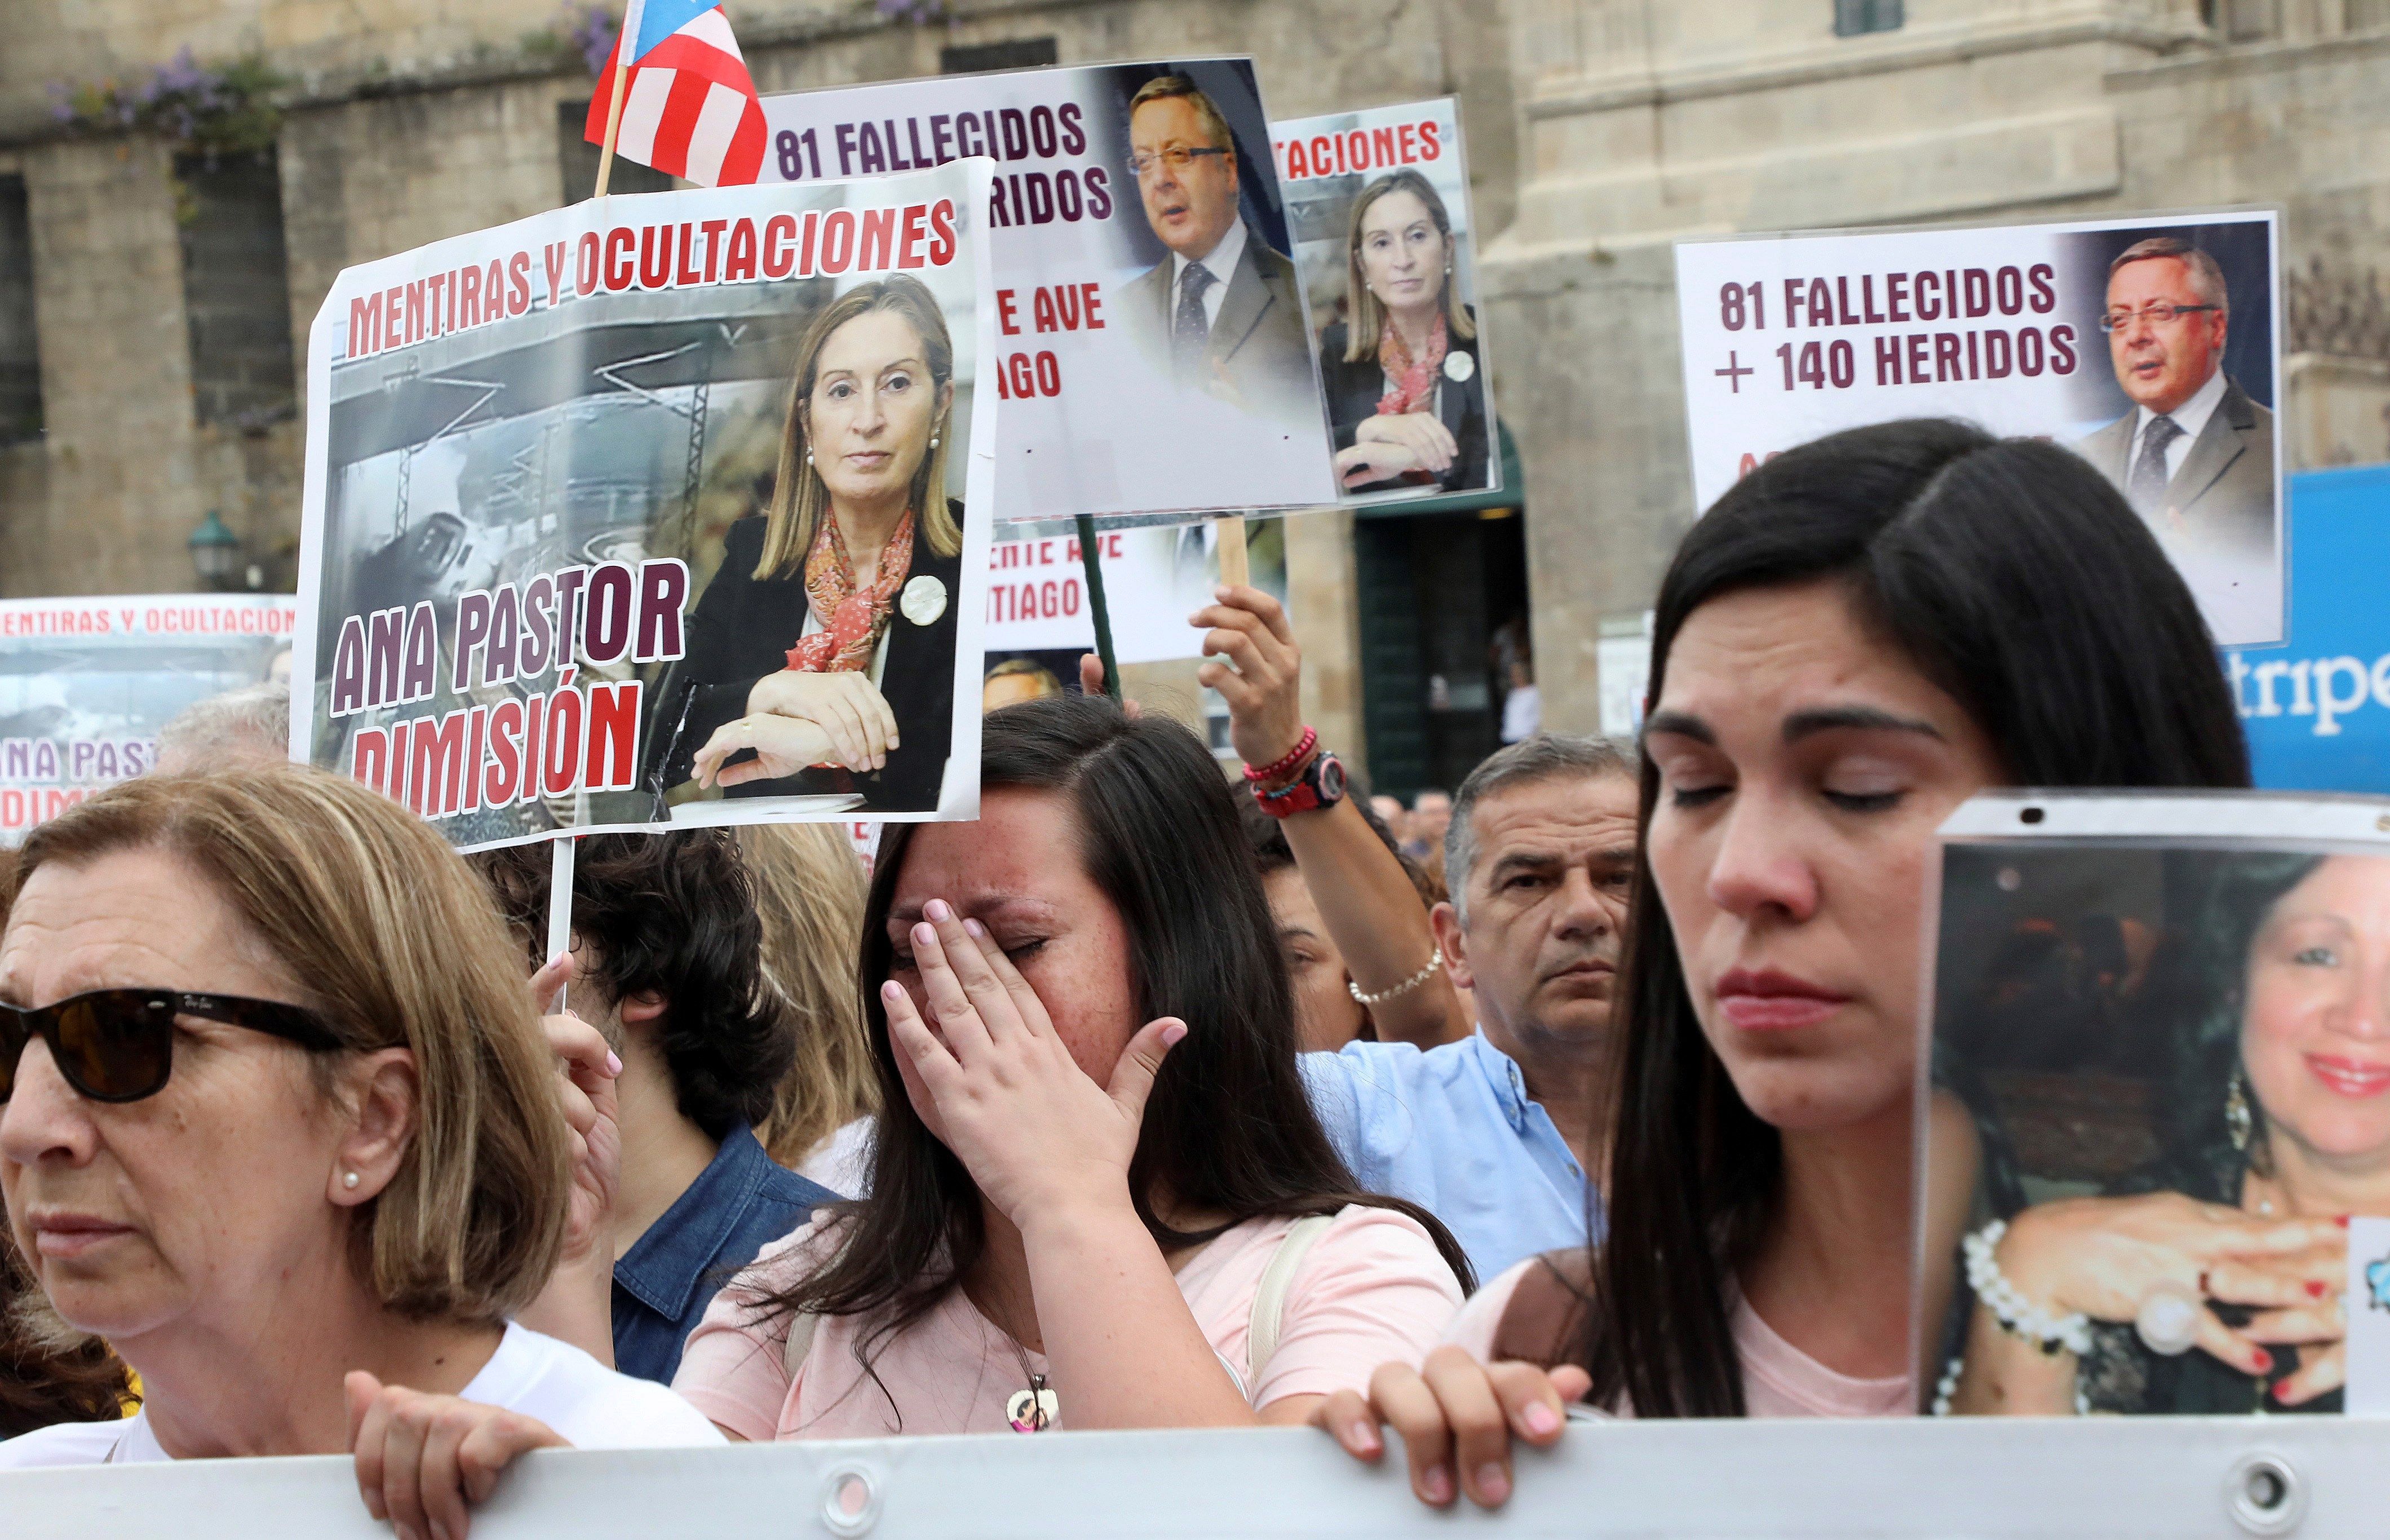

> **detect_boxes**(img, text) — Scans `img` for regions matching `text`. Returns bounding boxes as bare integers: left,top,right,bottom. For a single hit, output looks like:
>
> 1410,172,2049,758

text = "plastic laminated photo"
1924,791,2390,1418
293,161,997,851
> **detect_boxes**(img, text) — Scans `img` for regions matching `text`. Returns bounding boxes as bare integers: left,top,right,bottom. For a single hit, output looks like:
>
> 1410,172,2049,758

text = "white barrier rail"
9,1418,2388,1538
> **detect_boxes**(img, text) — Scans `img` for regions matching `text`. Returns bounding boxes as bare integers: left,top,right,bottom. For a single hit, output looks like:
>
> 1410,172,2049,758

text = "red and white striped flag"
583,2,767,188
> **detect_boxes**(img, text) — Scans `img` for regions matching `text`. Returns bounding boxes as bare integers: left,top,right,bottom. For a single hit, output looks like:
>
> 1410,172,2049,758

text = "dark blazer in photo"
1317,309,1490,495
653,503,963,813
2073,374,2276,559
1116,232,1317,423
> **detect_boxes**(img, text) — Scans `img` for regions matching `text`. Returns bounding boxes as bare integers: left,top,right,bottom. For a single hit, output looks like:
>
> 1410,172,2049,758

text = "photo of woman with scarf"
672,275,966,815
1943,847,2390,1416
1316,169,1490,495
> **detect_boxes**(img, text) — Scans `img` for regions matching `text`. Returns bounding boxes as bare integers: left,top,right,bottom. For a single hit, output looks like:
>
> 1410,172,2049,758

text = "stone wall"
2,136,203,595
0,0,1508,746
1484,0,2390,727
6,0,2390,736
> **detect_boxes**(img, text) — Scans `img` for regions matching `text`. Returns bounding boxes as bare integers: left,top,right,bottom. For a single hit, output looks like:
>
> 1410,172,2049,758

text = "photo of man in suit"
1114,75,1315,423
2074,237,2277,577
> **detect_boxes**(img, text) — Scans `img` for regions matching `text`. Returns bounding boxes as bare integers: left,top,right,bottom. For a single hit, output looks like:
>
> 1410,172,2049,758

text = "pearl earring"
343,1171,361,1191
805,448,815,466
930,434,940,450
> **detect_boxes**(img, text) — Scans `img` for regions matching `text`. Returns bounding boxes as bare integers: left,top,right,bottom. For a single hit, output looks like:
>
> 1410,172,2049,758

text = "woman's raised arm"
1192,586,1469,1048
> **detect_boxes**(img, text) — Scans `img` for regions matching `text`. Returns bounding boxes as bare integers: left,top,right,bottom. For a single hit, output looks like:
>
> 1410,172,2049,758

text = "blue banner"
2230,464,2390,790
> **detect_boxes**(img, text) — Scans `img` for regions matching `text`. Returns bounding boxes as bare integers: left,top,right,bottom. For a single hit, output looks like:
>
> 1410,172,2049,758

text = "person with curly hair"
471,830,837,1384
2,1225,134,1440
0,846,135,1442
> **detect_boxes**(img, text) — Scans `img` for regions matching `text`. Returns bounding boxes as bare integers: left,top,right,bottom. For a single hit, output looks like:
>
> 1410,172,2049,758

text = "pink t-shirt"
675,1206,1463,1440
1446,1259,1913,1419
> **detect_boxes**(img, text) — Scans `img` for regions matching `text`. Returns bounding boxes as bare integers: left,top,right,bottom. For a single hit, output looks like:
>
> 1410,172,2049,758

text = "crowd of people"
0,416,2313,1526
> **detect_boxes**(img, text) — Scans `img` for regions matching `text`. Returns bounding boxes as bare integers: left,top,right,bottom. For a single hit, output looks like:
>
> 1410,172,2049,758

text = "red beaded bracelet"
1242,724,1317,784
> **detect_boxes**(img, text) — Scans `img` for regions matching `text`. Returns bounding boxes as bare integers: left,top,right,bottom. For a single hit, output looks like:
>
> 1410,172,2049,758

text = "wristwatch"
1256,750,1347,818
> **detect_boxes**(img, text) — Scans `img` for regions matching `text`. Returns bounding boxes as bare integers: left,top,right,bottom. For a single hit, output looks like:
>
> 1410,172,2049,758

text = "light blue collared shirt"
1304,1030,1596,1288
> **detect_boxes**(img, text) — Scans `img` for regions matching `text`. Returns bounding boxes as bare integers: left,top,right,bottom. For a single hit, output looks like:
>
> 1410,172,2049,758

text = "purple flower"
568,5,619,74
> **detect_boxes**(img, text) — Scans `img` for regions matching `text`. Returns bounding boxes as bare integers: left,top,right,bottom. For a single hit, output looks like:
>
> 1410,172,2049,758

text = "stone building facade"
3,0,2388,776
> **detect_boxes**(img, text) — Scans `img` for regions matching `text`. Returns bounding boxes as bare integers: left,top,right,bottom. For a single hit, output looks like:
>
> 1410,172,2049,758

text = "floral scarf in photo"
786,507,916,675
1375,309,1450,419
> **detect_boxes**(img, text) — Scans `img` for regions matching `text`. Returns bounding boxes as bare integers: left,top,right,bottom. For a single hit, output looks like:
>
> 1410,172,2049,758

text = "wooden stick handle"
545,837,576,1011
594,44,632,198
1215,514,1249,591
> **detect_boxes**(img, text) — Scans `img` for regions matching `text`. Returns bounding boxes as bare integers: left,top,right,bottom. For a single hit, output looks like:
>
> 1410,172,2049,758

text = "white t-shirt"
0,1322,723,1468
797,1114,875,1198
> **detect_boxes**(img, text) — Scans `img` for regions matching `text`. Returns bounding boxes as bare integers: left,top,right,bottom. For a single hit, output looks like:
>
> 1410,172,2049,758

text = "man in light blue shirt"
1308,736,1636,1285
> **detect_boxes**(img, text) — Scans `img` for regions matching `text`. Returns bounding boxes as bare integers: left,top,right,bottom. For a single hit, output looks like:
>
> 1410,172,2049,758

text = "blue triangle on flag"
631,0,723,61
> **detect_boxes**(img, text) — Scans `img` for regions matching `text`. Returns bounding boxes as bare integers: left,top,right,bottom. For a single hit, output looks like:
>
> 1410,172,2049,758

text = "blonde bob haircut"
1343,168,1476,364
13,766,570,1324
755,273,961,579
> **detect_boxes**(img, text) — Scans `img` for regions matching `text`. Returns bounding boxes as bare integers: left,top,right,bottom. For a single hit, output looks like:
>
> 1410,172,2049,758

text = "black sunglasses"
0,989,344,1105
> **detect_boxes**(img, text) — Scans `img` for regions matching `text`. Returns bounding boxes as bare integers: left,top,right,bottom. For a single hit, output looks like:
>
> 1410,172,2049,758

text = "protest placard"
759,60,1337,533
293,161,998,852
981,517,1286,671
1929,791,2390,1416
1271,98,1498,507
1676,211,2283,645
0,595,295,846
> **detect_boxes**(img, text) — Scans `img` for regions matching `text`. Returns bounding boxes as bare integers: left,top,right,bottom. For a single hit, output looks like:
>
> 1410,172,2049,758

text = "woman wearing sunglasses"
0,768,721,1476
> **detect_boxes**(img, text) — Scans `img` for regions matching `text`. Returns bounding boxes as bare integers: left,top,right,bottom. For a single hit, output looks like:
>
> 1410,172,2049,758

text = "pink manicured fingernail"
1162,1021,1188,1045
926,899,953,922
604,1051,622,1077
1476,1466,1510,1504
963,918,986,938
882,981,904,1002
1351,1420,1381,1455
1522,1402,1561,1437
1422,1464,1453,1504
914,921,936,945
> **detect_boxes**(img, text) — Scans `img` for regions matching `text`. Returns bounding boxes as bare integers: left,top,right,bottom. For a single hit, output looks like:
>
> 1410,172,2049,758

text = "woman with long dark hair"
370,698,1467,1495
1311,418,2253,1507
672,696,1468,1437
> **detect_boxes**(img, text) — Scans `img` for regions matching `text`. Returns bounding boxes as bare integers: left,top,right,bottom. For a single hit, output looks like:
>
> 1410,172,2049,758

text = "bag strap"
1491,1250,1594,1368
1246,1212,1337,1385
781,1308,822,1383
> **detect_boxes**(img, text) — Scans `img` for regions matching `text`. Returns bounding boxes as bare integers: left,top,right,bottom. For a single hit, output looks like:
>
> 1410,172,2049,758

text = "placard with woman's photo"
1272,98,1499,506
291,160,999,851
1926,791,2390,1418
